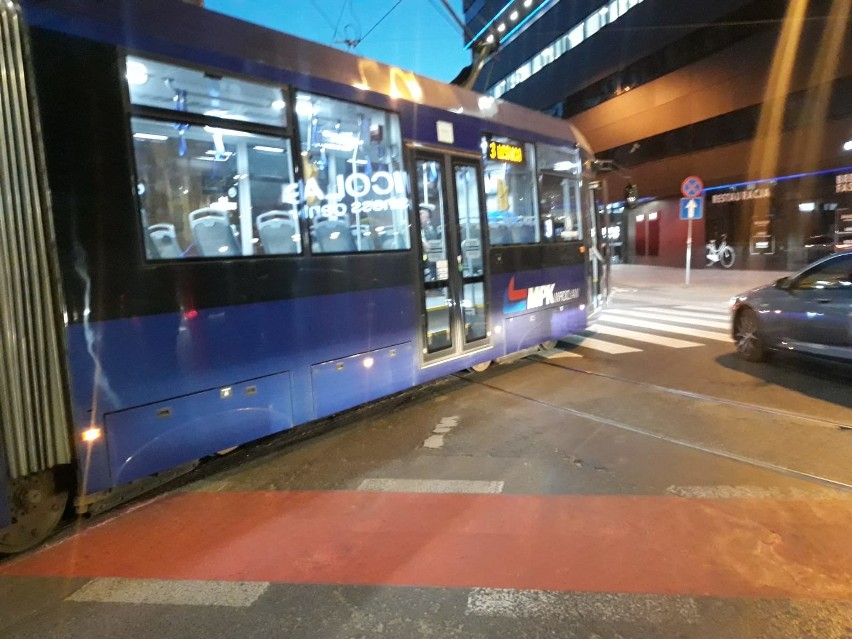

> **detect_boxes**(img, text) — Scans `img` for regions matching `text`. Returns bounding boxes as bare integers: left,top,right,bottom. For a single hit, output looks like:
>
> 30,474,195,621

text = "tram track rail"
459,359,852,494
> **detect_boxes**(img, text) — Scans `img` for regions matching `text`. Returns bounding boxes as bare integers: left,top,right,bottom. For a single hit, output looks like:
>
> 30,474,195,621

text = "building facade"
466,0,852,269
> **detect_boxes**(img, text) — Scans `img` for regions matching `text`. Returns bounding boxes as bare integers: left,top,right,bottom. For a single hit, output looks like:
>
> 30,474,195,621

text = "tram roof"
20,0,590,152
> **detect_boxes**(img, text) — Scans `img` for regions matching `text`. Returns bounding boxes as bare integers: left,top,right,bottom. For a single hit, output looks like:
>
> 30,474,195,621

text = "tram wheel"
468,360,492,373
0,468,69,555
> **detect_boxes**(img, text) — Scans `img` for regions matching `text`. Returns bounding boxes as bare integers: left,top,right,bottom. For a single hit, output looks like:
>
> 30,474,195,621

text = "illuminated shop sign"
487,139,524,164
710,188,771,204
836,173,852,193
504,275,579,314
282,170,410,218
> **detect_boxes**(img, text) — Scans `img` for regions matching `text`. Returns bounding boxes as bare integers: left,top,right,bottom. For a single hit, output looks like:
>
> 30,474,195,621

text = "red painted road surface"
3,491,851,599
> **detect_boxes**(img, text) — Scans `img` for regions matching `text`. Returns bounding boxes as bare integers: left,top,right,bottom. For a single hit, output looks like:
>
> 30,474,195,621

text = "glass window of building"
585,12,601,38
483,136,539,245
536,144,584,242
608,0,621,22
294,93,410,253
126,56,298,260
568,24,584,50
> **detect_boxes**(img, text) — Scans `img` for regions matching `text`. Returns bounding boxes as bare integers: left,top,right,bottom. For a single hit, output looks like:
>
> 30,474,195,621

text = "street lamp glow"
844,140,852,151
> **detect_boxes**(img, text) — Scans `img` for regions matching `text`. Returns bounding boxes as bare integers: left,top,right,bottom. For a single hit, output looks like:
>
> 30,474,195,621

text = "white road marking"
357,478,504,493
466,588,700,624
643,307,731,322
421,416,460,448
605,308,729,329
536,347,583,359
589,324,701,348
597,315,730,341
559,334,642,354
675,305,731,315
67,578,268,607
665,485,850,499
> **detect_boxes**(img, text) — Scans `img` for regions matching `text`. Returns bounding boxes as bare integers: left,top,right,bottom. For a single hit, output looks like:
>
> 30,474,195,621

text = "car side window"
794,255,852,290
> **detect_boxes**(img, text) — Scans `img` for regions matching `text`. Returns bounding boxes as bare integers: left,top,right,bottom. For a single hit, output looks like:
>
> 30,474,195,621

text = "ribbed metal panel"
0,1,72,478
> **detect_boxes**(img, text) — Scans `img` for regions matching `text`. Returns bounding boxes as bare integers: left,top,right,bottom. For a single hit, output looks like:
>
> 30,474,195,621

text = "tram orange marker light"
82,427,102,443
579,246,585,253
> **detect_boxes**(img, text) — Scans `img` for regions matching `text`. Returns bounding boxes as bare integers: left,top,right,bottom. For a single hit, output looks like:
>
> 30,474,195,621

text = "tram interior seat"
488,222,511,245
257,210,299,255
510,219,536,244
146,223,181,259
461,238,482,276
351,224,375,251
314,218,357,252
379,230,406,249
189,208,239,257
461,223,481,241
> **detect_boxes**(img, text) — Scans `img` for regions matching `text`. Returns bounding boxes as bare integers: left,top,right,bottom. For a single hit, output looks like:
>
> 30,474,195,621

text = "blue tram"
0,0,604,552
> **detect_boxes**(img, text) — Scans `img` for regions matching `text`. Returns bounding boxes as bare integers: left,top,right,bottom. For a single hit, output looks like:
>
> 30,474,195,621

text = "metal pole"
685,216,693,286
601,180,611,302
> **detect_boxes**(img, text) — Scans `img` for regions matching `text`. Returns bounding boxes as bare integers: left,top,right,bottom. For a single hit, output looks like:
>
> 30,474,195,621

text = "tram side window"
295,92,411,253
482,136,539,245
125,57,299,260
536,144,584,242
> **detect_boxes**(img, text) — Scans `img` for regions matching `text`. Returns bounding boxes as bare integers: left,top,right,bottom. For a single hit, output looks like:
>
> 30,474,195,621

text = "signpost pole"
685,217,692,286
680,176,704,287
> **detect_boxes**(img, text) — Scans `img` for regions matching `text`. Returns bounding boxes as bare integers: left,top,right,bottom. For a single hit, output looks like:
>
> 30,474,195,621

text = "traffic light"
624,183,638,208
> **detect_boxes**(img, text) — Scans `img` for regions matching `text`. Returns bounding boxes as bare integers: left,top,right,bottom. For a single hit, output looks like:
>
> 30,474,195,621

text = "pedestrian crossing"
539,305,731,359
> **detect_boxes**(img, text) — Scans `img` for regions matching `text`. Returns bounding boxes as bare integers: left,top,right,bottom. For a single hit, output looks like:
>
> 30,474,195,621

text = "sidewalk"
607,264,790,306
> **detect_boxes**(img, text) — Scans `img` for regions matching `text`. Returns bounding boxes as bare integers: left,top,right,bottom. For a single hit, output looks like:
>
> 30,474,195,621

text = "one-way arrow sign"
679,197,703,220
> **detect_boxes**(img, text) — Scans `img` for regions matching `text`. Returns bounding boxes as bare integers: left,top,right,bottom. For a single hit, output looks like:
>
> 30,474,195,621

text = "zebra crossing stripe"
643,307,731,322
559,334,642,354
675,305,730,315
538,347,583,359
589,324,702,348
597,315,730,341
604,309,728,330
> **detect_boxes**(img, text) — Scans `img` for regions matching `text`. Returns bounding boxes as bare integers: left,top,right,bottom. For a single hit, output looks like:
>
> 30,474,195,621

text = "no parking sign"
681,176,704,198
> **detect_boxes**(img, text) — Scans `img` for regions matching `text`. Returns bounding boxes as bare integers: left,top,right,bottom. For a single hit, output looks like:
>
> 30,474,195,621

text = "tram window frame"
294,91,411,255
482,135,540,246
123,55,302,262
535,143,584,243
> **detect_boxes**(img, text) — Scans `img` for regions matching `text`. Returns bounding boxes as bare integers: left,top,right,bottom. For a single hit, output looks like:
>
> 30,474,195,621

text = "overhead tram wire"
349,0,403,49
308,0,340,33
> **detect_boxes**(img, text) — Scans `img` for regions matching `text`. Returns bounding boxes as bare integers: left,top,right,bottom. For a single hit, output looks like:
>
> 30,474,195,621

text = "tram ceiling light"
497,23,506,32
524,0,532,6
510,10,518,20
253,145,285,153
125,60,149,85
133,132,169,141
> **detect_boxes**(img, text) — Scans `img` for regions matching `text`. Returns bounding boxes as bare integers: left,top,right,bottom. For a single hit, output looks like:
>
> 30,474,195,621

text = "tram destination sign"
486,138,524,164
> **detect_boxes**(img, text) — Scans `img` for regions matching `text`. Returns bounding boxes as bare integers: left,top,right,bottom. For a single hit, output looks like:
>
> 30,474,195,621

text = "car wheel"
734,308,766,362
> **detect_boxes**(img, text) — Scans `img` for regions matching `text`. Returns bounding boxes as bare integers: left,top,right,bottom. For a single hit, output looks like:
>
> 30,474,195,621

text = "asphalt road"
2,266,851,638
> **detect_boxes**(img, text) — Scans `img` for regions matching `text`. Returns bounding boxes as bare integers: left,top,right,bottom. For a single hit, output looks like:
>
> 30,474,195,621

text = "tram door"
588,182,609,311
413,152,489,363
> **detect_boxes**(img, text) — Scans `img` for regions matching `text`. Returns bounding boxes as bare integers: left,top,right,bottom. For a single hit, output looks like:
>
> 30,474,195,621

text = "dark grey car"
730,252,852,362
